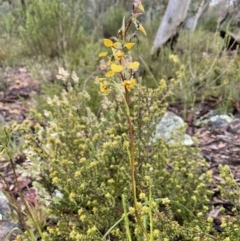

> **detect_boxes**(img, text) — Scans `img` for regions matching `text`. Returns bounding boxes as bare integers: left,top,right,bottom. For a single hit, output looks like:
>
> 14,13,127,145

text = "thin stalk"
117,2,149,238
122,194,132,241
102,211,128,239
125,90,149,240
148,186,154,241
0,172,28,228
2,128,38,232
3,144,28,231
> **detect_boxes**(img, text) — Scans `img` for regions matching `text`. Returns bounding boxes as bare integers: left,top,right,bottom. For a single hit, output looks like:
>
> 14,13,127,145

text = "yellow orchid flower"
138,24,147,35
104,39,113,47
128,61,140,70
123,78,136,91
113,42,122,49
111,63,124,72
99,52,108,57
125,43,135,50
137,3,144,12
115,50,124,60
105,71,115,77
105,63,124,78
100,81,110,95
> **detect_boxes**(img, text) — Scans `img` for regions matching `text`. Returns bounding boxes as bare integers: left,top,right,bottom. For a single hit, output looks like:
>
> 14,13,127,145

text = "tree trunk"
184,0,211,31
151,0,191,55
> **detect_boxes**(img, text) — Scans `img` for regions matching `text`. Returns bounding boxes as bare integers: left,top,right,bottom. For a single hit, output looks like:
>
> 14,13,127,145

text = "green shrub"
176,31,240,115
19,71,240,240
21,79,207,240
20,0,86,58
136,29,240,116
0,4,25,64
9,1,240,241
102,5,129,38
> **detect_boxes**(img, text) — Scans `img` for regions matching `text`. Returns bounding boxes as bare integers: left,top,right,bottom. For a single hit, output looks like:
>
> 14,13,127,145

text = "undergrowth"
0,1,240,241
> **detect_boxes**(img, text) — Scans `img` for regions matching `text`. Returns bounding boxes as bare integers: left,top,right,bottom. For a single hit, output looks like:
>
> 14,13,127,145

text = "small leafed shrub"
22,77,214,240
20,0,85,58
102,5,129,39
20,69,240,240
11,1,240,241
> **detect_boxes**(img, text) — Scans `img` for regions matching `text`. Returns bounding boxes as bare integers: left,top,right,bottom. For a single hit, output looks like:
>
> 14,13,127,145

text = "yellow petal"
105,71,115,77
138,4,144,12
104,39,113,47
123,80,131,91
138,24,147,35
130,78,136,86
113,42,121,49
99,52,108,57
123,79,136,92
116,50,123,60
111,63,123,72
128,61,140,69
125,43,135,50
100,82,110,95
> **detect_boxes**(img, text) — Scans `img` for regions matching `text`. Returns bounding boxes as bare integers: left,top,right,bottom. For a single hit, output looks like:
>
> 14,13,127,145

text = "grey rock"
194,110,220,127
0,222,20,241
209,115,233,128
194,112,233,128
153,111,194,145
54,189,63,199
182,134,195,146
0,191,20,240
227,118,240,133
0,2,11,16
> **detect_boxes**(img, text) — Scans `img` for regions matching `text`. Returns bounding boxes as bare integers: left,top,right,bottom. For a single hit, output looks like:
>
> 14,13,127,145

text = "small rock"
194,110,220,127
210,115,233,128
0,191,20,240
153,111,194,145
0,2,11,16
227,118,240,133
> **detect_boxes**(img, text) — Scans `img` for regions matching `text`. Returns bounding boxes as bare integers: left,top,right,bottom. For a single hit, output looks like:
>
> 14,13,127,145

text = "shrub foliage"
20,78,219,240
4,1,240,241
20,0,85,58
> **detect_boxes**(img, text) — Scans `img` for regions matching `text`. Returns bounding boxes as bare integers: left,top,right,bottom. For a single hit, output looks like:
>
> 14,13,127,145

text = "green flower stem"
123,3,139,41
113,2,149,238
148,186,154,241
122,194,132,241
125,89,149,241
115,65,149,240
102,208,130,240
